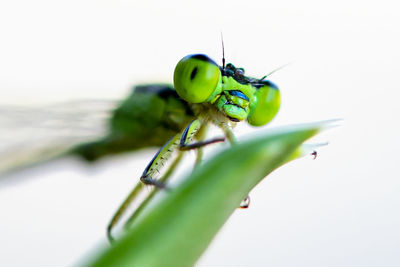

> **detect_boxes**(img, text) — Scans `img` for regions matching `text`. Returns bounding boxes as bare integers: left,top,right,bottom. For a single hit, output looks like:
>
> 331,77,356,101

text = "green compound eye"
174,54,221,103
247,81,281,126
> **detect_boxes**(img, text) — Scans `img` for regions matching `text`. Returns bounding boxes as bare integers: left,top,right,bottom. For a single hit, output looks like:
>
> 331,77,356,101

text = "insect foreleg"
179,119,225,151
140,134,181,188
107,135,182,242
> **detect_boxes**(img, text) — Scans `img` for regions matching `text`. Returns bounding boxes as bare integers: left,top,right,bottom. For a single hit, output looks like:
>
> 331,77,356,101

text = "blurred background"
0,0,399,266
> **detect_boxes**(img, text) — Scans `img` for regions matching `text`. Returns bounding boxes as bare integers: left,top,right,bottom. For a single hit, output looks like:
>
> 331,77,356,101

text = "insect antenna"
260,62,292,80
221,32,225,70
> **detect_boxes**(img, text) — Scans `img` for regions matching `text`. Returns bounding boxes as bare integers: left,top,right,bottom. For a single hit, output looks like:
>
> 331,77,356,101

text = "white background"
0,0,399,266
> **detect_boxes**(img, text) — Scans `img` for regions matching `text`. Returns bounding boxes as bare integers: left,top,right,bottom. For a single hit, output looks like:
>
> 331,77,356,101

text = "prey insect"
107,53,281,242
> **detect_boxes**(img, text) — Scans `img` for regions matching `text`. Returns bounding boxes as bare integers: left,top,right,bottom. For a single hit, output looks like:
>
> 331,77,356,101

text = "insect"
0,49,282,242
106,53,281,242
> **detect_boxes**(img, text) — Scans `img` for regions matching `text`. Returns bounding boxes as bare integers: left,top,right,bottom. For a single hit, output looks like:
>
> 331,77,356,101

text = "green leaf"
85,122,327,267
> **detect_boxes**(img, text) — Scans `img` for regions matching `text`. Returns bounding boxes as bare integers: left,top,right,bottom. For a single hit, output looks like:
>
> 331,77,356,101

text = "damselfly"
0,52,283,242
106,53,281,241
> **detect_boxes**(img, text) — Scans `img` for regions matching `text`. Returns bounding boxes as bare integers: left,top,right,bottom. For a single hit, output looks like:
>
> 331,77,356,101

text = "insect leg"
220,124,236,144
195,146,204,165
107,134,181,242
124,121,225,231
239,196,250,209
179,119,225,151
193,124,208,165
140,134,181,188
107,181,144,243
123,151,184,231
108,120,224,241
311,150,317,159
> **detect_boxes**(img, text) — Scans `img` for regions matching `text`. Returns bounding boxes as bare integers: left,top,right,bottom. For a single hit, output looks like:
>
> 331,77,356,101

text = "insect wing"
0,99,117,175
